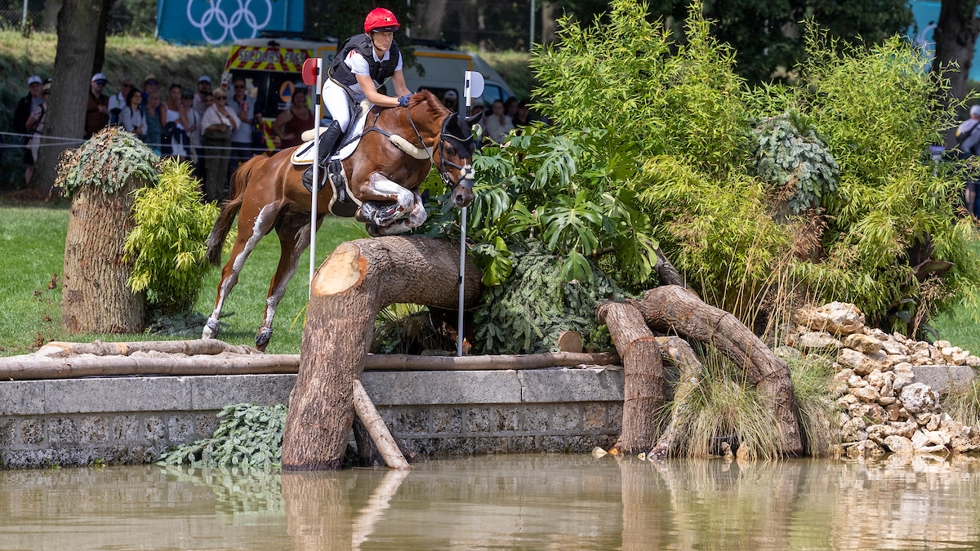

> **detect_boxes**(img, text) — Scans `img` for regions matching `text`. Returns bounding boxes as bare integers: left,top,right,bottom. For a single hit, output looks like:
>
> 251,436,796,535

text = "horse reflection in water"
201,90,478,351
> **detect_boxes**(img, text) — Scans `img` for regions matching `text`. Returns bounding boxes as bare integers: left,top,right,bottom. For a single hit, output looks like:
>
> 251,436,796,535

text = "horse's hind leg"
202,202,281,340
254,214,316,351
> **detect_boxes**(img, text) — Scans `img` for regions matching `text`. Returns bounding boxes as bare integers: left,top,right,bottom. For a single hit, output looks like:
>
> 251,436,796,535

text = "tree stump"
62,174,148,333
633,285,803,456
597,301,663,455
282,236,484,470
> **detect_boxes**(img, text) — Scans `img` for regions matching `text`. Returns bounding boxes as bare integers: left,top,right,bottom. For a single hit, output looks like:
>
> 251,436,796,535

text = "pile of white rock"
785,301,980,458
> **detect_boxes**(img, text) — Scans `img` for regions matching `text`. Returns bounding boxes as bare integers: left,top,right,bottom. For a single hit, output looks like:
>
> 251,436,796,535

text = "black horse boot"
302,121,343,192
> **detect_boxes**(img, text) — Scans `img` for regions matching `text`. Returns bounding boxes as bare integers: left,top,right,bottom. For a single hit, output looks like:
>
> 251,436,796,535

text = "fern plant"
124,159,218,314
157,404,286,469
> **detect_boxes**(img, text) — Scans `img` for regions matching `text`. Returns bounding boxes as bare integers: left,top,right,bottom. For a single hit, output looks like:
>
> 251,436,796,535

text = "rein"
362,104,473,190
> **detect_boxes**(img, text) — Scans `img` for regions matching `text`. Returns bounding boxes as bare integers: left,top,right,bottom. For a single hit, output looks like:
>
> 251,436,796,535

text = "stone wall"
0,368,624,469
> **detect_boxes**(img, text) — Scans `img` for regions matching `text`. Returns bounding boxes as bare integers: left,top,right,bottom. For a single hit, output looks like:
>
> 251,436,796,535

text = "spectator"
141,74,160,107
956,104,980,216
85,73,110,139
13,75,44,184
468,98,485,120
193,75,212,118
273,86,313,150
119,87,147,139
228,76,257,175
144,91,163,155
483,99,514,144
200,87,238,202
108,77,133,126
163,83,189,161
23,81,50,185
504,97,519,121
513,100,532,128
443,90,458,112
181,90,202,166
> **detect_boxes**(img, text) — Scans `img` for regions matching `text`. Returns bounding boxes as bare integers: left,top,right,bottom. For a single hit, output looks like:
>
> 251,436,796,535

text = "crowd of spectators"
8,71,544,197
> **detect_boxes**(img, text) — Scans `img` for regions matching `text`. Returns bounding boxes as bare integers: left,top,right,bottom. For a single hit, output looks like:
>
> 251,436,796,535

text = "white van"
222,37,515,151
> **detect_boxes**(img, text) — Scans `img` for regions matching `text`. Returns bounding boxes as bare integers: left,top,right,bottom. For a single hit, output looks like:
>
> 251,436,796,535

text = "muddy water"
1,454,979,550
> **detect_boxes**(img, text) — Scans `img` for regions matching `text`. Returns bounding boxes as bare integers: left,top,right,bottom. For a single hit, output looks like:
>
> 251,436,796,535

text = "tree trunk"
932,0,980,102
92,0,113,74
281,236,484,470
417,0,448,41
40,0,62,32
61,175,147,334
649,336,703,459
33,0,102,194
541,2,558,44
633,285,803,456
597,301,663,455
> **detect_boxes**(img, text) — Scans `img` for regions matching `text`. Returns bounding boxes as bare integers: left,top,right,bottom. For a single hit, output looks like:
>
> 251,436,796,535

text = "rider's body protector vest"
328,35,401,93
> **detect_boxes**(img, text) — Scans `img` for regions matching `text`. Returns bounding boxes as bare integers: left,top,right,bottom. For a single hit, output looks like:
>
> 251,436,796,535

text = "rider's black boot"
302,121,343,192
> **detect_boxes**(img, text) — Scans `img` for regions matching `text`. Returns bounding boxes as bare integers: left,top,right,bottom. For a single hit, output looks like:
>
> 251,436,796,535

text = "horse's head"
436,112,479,208
406,91,477,209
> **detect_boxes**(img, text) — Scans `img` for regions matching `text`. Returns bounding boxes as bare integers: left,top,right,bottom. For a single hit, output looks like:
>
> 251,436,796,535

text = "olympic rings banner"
156,0,304,46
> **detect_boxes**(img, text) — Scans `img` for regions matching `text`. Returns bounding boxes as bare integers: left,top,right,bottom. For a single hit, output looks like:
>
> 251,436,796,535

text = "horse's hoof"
202,318,220,339
255,327,272,351
355,206,370,223
365,223,382,237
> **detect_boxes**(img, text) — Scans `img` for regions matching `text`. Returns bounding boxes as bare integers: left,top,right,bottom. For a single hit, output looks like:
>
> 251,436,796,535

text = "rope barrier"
0,130,280,157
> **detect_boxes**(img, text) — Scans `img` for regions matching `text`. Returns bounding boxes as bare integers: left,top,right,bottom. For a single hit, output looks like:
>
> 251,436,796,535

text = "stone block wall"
0,367,625,468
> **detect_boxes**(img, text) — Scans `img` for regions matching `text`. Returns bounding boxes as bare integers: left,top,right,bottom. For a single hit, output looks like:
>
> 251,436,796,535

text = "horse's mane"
408,89,450,119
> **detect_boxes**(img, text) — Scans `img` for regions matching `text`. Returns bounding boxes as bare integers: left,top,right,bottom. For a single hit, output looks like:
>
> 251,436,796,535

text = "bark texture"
932,0,980,101
282,236,484,470
633,285,803,456
33,0,102,193
61,175,147,334
597,301,663,455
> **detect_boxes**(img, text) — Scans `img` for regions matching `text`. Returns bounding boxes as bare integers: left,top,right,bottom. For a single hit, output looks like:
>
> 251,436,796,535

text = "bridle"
363,102,475,192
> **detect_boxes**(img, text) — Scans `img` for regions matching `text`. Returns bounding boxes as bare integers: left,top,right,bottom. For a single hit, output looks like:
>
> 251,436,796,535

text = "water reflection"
1,455,979,550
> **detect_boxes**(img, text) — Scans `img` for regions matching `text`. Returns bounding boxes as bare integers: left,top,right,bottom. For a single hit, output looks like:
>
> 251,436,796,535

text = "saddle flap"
290,100,372,166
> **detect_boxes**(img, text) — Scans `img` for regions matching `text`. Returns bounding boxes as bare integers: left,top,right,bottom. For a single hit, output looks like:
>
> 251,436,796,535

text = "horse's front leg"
254,215,315,351
356,174,417,227
376,191,427,236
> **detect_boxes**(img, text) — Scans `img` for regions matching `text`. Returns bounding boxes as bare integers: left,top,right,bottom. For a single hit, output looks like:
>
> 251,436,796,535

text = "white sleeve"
348,51,371,77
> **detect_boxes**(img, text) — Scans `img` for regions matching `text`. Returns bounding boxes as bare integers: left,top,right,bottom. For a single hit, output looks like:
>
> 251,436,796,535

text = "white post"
309,59,323,296
22,0,28,27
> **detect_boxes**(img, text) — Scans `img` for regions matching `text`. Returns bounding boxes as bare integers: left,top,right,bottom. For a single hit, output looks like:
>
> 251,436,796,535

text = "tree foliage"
428,0,980,352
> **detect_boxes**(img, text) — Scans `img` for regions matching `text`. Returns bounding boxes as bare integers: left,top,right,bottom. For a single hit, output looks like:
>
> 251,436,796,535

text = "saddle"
291,101,371,217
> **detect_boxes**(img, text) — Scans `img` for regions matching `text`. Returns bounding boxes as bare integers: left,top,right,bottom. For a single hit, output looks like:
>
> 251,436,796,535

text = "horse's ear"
464,112,482,126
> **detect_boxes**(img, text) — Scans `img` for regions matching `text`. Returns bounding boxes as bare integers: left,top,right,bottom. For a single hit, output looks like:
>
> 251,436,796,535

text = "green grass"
931,310,980,355
0,202,363,356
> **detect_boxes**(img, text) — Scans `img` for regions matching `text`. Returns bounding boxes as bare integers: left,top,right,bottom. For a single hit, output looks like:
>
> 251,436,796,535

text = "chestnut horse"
201,90,478,350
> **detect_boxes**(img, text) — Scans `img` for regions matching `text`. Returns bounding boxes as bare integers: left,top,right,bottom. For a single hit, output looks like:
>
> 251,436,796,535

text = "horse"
201,90,479,351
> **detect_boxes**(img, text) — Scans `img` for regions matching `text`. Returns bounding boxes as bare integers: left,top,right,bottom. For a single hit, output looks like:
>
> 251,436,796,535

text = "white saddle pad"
290,100,373,166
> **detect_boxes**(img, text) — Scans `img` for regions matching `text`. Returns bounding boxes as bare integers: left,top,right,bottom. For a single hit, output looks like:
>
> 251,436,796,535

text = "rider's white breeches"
322,81,357,132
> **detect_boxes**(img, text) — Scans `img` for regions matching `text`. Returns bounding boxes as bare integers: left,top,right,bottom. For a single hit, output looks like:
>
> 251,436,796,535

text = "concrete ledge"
0,368,625,468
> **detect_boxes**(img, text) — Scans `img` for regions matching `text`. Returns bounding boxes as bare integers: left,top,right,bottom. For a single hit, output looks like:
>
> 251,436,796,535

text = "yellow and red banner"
225,46,311,72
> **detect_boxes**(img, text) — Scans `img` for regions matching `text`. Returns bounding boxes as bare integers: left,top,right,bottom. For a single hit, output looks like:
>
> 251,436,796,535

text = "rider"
303,7,412,189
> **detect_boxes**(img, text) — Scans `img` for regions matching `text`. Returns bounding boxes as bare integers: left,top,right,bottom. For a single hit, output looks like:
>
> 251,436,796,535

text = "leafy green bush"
124,159,218,314
157,404,286,469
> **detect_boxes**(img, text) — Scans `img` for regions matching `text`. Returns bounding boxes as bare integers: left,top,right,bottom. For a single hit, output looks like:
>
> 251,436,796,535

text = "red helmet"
364,7,400,34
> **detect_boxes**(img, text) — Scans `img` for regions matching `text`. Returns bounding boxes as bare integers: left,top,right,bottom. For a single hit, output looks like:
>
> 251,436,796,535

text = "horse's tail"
206,156,259,266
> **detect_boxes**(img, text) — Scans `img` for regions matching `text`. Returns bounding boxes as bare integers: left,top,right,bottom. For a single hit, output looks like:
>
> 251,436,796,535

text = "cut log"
649,336,703,460
352,380,409,470
281,236,485,470
36,339,254,357
0,350,620,380
634,285,802,456
597,302,663,455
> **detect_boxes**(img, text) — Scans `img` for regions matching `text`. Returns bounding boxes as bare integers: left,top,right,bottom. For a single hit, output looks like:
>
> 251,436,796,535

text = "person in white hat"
442,89,458,111
193,75,212,118
13,75,45,183
86,72,110,138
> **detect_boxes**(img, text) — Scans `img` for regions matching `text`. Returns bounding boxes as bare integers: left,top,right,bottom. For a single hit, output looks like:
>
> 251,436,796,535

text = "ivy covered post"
57,128,157,334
